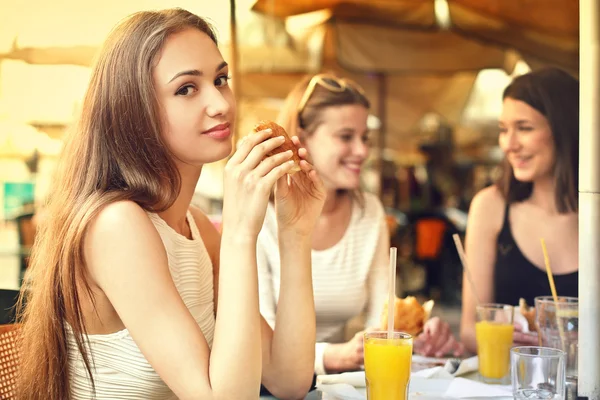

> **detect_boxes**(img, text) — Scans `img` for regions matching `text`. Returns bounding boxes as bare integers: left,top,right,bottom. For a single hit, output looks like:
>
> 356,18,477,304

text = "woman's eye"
340,135,353,142
176,85,197,96
215,75,231,87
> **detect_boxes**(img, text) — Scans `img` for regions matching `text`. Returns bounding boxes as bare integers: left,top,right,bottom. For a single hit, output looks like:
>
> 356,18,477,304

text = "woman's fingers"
431,322,451,352
261,160,297,191
453,342,466,357
229,129,273,165
424,317,442,336
307,168,324,192
514,331,539,345
298,160,323,187
513,322,538,345
241,135,288,170
254,150,293,177
291,135,302,148
434,335,459,358
422,317,450,354
293,136,314,164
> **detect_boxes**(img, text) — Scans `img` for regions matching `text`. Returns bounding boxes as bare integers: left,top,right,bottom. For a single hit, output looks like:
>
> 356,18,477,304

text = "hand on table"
513,322,539,346
413,317,465,358
323,330,368,373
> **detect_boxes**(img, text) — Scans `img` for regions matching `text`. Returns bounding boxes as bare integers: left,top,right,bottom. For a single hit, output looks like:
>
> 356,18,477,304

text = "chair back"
0,324,20,400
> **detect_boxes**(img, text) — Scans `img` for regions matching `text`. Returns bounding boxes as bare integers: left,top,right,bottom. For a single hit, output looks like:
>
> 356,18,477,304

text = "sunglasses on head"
297,74,367,115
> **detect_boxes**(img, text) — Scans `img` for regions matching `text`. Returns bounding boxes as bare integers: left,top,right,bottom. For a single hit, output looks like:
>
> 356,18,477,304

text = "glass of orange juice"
476,303,514,384
364,331,412,400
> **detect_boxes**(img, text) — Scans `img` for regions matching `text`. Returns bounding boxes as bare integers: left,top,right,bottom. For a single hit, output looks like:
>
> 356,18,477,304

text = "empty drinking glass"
511,346,566,400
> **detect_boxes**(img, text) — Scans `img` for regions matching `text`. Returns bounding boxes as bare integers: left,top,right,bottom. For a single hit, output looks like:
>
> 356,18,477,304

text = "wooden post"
377,73,387,198
229,0,241,151
578,0,600,398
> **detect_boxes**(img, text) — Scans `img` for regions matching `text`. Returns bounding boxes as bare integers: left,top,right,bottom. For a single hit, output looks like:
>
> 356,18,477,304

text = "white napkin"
412,366,453,379
318,383,365,400
317,377,452,400
412,356,479,378
452,356,479,376
444,377,512,398
317,372,366,388
514,308,530,333
317,356,479,388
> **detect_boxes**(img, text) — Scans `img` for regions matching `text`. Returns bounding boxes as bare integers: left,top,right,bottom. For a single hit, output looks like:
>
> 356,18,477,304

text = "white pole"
579,0,600,398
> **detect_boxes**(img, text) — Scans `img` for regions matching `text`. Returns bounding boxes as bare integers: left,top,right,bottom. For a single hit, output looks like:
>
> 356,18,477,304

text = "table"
259,371,505,400
260,391,321,400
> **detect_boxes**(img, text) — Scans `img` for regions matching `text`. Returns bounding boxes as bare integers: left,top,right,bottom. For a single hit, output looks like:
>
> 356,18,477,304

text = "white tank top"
68,210,216,399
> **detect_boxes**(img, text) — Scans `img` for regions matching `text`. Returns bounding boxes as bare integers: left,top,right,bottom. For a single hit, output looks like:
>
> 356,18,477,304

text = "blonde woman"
258,74,464,375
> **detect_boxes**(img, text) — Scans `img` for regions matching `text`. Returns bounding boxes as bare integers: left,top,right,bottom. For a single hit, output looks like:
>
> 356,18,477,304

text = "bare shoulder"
468,185,506,234
470,185,505,213
361,191,385,219
87,200,156,243
84,200,168,285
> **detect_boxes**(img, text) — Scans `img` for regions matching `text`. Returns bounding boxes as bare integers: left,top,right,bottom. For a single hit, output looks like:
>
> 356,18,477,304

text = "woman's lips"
203,123,231,139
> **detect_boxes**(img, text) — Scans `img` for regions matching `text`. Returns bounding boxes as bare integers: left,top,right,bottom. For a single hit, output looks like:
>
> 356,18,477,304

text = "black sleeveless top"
493,205,578,306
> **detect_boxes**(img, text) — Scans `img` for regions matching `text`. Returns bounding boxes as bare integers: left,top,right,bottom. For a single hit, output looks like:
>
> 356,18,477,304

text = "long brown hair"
277,74,371,203
495,67,579,213
16,9,217,399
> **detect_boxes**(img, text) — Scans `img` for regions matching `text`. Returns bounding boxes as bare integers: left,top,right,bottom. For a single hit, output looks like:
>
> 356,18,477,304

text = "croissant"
519,298,538,333
253,121,301,174
380,296,435,337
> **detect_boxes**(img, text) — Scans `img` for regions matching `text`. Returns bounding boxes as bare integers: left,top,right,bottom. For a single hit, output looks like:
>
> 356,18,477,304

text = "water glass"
535,296,578,399
511,346,566,400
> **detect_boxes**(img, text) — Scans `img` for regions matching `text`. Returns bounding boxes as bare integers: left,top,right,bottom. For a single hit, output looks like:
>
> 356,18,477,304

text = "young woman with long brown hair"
460,68,579,353
17,8,325,400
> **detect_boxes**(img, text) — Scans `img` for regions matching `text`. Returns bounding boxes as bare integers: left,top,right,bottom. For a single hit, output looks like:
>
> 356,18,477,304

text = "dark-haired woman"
460,68,579,353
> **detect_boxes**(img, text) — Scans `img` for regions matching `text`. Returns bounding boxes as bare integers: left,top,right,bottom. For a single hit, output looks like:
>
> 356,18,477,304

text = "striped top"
67,210,215,399
257,192,388,375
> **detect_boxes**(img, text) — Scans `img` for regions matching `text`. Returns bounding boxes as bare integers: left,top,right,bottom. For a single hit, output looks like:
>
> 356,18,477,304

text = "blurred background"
0,0,578,317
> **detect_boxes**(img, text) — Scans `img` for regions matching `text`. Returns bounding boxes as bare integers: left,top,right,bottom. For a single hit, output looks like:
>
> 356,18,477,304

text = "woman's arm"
260,232,315,399
86,201,258,400
199,207,315,400
256,223,278,329
260,144,326,398
460,186,504,353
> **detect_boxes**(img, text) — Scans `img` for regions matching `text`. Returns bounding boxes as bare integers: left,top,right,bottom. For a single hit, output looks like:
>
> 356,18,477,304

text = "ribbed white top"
68,210,215,399
257,192,389,375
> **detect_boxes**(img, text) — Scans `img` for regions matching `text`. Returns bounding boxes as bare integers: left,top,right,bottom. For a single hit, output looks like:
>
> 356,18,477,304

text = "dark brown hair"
16,9,216,400
495,67,579,213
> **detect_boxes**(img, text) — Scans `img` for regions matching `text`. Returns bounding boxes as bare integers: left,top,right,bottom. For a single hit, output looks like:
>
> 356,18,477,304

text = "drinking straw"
387,247,398,339
540,238,566,351
452,234,480,307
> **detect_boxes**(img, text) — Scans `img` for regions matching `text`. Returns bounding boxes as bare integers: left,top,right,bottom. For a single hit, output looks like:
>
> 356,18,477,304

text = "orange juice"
364,334,412,400
476,321,514,379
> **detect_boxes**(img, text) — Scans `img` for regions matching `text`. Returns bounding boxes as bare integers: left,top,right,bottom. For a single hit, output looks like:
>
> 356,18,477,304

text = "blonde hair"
16,9,217,399
277,74,370,142
277,74,370,204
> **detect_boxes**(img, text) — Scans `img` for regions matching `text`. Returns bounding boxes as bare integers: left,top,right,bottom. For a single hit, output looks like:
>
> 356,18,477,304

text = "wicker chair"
0,324,19,399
